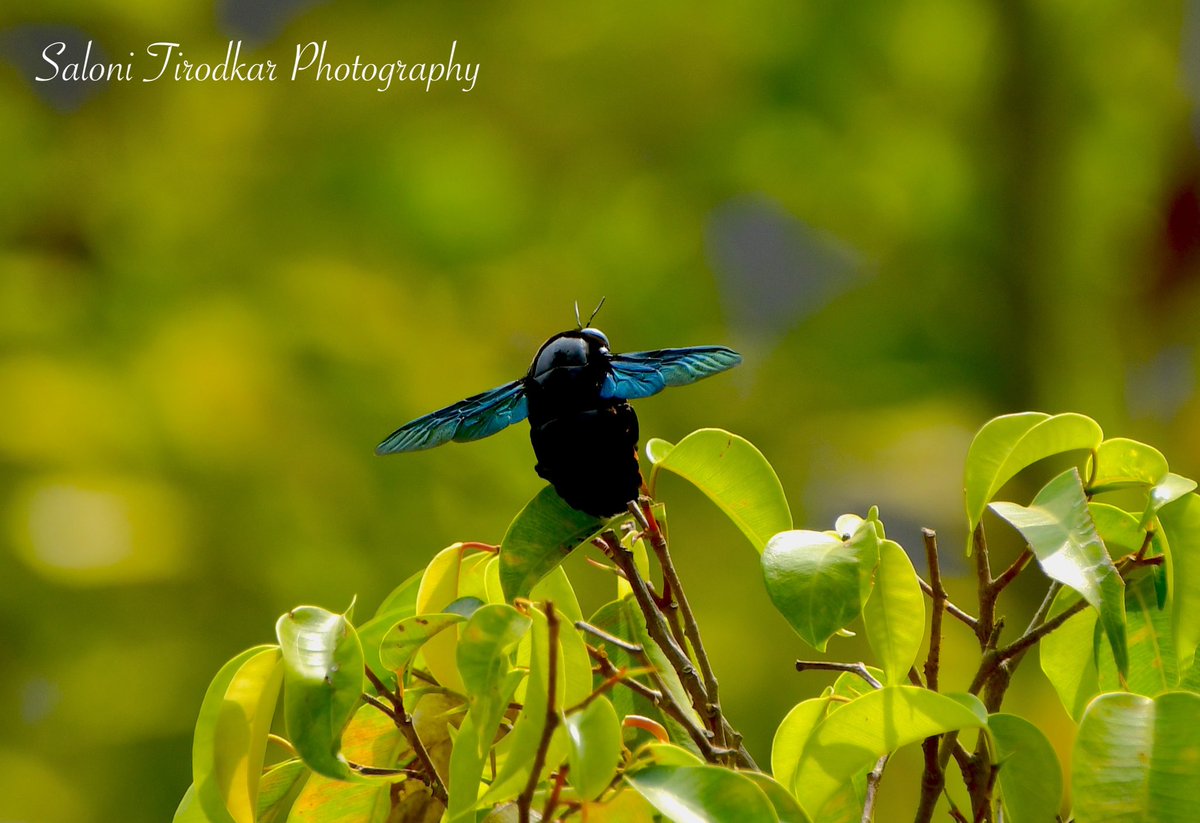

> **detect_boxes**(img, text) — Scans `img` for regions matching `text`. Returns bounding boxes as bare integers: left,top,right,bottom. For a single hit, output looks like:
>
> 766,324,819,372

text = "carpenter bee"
377,303,741,517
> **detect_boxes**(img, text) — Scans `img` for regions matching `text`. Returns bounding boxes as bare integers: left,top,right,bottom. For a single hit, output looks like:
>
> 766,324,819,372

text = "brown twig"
914,529,946,823
637,500,729,752
542,766,569,822
518,602,561,823
364,666,447,804
862,755,889,823
917,578,979,630
795,660,882,690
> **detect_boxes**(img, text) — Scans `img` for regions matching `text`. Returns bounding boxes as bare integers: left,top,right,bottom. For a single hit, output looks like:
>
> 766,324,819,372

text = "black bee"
376,305,741,517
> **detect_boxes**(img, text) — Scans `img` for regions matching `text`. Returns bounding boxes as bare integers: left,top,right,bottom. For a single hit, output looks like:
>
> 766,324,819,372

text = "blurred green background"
2,1,1200,820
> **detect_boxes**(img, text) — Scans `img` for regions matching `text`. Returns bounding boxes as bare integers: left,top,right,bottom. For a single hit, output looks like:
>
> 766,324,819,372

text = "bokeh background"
3,1,1200,820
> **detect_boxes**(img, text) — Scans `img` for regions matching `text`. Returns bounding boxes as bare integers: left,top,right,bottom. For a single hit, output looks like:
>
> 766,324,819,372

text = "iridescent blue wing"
376,380,528,454
601,346,742,400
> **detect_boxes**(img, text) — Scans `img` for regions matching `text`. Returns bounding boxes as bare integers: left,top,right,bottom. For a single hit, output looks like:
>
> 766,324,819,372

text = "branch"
795,660,883,690
364,666,447,804
518,602,561,823
973,524,995,648
638,500,728,751
917,578,979,631
862,755,889,823
922,529,945,694
991,547,1033,594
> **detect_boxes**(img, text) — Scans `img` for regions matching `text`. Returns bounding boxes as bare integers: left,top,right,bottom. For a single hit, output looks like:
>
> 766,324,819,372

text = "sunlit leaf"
771,697,831,793
762,521,878,651
1141,473,1198,528
254,760,308,823
564,696,623,801
964,412,1103,549
791,687,986,817
173,785,210,823
862,539,924,685
1099,574,1176,696
1086,437,1168,493
743,772,812,823
989,713,1062,823
192,645,283,823
1039,588,1100,721
416,545,494,692
457,604,530,757
498,486,603,602
1158,494,1200,671
990,468,1127,674
646,429,791,552
446,711,485,822
1073,691,1200,823
639,743,705,767
276,606,365,780
378,613,465,674
626,765,778,823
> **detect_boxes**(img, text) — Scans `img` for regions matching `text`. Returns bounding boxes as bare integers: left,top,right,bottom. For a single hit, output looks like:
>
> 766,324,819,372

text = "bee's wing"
601,346,742,400
376,379,528,454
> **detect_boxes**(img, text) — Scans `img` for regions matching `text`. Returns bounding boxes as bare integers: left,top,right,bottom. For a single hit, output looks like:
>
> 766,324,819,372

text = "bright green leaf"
173,785,210,823
254,760,308,823
1073,691,1200,823
378,613,465,674
276,606,365,780
771,697,831,793
640,743,705,767
743,772,812,823
762,522,879,651
1039,588,1099,722
447,711,486,822
626,765,778,823
862,539,925,685
792,686,986,817
1099,573,1176,697
1141,473,1198,528
646,429,791,552
989,713,1062,823
565,696,623,801
1087,438,1169,493
990,468,1127,675
416,545,493,692
192,645,284,823
458,604,530,757
1158,494,1200,670
498,486,603,602
964,412,1103,549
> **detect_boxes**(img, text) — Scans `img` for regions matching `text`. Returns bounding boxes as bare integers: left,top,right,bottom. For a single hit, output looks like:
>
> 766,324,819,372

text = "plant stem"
861,755,889,823
364,665,447,804
914,529,946,823
638,500,728,751
518,602,561,823
794,660,882,690
917,578,979,630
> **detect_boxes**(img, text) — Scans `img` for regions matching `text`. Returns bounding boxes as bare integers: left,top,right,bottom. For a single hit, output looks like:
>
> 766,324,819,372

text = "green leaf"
378,613,465,673
1073,691,1200,823
373,570,424,620
990,468,1127,675
458,604,531,757
1087,437,1169,493
447,711,486,822
416,545,493,692
792,686,986,817
762,522,879,651
254,760,308,822
862,539,925,685
989,713,1062,823
480,606,568,805
1099,573,1177,697
645,429,791,552
1158,494,1200,670
276,606,365,780
771,697,832,793
1141,473,1198,529
192,645,284,823
499,486,604,602
1039,588,1099,721
626,765,778,823
964,412,1103,548
173,785,210,823
565,696,623,802
743,773,812,823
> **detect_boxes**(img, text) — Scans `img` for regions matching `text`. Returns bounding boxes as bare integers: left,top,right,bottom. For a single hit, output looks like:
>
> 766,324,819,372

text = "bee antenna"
574,301,583,329
585,296,606,328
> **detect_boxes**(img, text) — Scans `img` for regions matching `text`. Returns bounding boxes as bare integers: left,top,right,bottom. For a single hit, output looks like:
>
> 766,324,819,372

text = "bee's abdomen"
529,402,642,517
